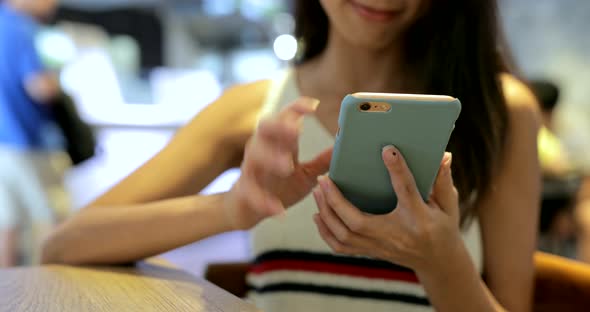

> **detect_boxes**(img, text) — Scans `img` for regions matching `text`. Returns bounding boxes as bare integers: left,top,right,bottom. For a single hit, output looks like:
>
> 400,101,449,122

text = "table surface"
0,261,260,312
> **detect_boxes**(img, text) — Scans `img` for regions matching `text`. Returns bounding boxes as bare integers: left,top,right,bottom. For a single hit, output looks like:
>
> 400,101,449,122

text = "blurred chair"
205,252,590,311
205,262,250,298
534,252,590,311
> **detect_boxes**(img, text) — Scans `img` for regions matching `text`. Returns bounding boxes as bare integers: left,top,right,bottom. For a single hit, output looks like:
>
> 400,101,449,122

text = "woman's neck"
298,29,406,99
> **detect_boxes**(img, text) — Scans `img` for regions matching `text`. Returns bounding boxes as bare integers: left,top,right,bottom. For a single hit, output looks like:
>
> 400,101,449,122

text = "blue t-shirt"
0,4,56,150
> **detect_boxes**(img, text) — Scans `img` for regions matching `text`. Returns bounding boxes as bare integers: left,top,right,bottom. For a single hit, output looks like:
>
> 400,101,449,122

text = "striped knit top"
247,68,483,312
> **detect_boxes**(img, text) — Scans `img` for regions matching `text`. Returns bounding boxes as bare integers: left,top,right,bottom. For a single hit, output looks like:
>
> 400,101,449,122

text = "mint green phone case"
328,93,461,214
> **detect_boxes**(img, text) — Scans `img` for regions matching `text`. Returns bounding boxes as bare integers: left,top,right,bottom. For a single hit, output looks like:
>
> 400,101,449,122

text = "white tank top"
247,68,483,312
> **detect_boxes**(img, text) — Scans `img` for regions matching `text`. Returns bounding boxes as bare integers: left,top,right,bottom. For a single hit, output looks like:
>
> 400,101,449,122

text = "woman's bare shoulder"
499,73,542,140
500,73,541,117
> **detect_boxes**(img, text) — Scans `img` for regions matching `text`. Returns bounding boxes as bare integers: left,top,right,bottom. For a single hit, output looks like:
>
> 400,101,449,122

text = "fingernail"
312,187,321,201
317,175,329,192
309,98,320,110
444,153,453,167
382,145,398,162
441,153,452,177
301,97,320,110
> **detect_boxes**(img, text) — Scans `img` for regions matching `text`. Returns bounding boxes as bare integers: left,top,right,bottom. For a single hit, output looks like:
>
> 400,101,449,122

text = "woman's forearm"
416,238,505,312
41,193,233,265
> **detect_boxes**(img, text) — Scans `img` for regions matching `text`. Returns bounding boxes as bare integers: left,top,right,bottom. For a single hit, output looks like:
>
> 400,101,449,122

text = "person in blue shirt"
0,0,64,267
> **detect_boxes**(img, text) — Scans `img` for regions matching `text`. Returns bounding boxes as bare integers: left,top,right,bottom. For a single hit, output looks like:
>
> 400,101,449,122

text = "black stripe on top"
253,249,413,272
249,282,430,306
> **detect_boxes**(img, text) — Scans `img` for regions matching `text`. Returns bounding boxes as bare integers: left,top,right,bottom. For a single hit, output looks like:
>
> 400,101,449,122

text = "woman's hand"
313,145,461,273
224,97,333,230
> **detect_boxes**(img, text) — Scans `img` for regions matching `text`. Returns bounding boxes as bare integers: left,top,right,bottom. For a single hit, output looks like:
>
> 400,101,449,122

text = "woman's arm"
477,75,542,311
42,95,331,265
41,81,270,264
409,76,541,311
420,76,541,311
41,194,234,264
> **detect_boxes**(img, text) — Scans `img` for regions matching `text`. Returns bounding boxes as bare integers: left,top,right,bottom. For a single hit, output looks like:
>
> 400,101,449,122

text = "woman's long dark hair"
295,0,511,223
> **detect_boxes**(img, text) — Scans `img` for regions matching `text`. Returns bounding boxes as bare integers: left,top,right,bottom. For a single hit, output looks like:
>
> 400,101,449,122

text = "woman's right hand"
223,97,333,230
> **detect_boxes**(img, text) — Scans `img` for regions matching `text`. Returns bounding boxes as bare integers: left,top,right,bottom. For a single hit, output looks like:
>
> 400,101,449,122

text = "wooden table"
0,261,260,312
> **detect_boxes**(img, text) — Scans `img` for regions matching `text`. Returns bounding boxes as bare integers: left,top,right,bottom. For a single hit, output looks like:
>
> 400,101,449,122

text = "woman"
42,0,541,311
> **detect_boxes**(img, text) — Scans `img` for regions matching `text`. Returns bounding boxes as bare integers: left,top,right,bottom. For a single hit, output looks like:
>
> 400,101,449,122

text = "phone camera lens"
360,103,371,111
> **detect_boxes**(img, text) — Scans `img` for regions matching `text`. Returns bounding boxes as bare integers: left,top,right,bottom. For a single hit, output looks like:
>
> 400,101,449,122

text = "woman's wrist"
187,193,237,234
414,233,501,312
218,192,241,231
413,231,469,279
219,190,262,231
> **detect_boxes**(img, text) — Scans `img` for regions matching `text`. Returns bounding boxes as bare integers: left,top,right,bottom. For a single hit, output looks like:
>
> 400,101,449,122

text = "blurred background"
1,0,589,275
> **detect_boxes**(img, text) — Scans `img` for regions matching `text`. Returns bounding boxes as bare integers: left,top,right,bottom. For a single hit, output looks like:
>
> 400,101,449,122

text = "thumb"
301,147,333,178
432,153,459,216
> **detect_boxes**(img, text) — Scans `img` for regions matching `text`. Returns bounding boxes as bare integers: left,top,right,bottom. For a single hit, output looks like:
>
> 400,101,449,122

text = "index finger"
381,145,423,209
276,97,320,124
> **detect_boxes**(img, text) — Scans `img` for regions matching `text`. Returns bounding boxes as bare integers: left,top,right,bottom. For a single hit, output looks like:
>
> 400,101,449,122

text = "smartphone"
328,92,461,214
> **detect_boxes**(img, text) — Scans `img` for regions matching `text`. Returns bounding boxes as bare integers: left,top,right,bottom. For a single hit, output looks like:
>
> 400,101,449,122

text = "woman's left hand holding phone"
224,97,333,231
313,146,463,274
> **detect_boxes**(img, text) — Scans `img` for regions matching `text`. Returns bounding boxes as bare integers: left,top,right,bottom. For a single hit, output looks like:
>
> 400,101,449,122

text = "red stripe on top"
250,259,419,283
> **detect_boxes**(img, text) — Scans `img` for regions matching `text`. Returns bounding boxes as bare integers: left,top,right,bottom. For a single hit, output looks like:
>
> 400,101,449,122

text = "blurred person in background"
532,80,590,264
533,80,572,177
0,0,64,266
531,80,578,257
43,1,541,311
